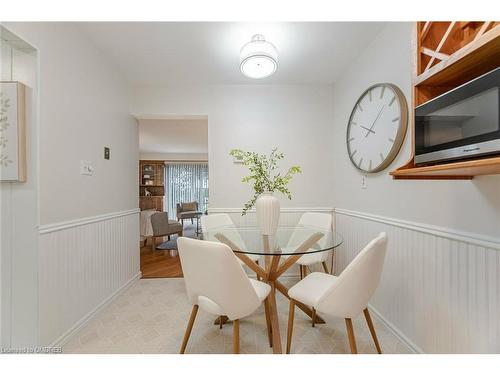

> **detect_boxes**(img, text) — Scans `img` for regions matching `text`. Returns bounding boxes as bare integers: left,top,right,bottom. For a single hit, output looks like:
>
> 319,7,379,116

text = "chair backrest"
180,201,198,212
316,232,388,318
150,212,170,236
201,214,246,250
287,212,333,249
177,237,261,320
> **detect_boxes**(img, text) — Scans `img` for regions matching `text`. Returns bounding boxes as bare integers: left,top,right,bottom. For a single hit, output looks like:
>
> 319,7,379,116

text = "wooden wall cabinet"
139,160,165,211
390,21,500,180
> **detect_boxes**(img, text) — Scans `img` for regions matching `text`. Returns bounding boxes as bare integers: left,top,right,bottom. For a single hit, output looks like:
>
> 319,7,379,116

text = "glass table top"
203,225,343,256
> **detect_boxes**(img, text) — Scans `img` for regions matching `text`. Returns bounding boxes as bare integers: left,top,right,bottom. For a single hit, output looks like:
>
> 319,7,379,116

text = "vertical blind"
166,163,209,219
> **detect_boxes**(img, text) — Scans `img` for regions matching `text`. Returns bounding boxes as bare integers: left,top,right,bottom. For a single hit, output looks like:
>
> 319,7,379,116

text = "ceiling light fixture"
240,34,278,79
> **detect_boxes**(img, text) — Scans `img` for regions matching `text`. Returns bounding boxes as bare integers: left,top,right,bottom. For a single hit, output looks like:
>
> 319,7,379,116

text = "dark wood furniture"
390,21,500,180
139,160,165,211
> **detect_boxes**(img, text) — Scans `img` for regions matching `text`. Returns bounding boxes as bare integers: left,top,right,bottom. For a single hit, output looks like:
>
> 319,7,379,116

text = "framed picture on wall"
0,81,26,182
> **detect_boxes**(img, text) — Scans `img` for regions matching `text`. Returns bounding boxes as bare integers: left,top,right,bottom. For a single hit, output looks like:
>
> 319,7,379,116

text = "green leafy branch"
230,147,301,215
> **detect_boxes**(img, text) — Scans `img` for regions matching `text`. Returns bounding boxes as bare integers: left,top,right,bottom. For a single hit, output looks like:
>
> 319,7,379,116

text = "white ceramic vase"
255,191,280,235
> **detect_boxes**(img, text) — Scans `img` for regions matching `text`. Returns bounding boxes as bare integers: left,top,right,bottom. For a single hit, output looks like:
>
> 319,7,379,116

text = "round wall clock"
346,83,408,173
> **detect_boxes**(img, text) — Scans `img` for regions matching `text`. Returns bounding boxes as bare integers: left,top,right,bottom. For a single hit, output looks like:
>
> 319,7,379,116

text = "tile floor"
63,278,413,354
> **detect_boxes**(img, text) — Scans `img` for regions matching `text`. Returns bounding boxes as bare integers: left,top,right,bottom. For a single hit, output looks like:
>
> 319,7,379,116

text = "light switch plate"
80,160,94,176
361,174,367,189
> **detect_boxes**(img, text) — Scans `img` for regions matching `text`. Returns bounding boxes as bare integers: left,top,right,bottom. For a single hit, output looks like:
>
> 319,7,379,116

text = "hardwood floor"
140,222,200,278
140,244,183,278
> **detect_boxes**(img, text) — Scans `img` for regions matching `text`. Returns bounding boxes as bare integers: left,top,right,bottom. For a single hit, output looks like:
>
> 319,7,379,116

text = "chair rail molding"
335,208,500,354
334,208,500,250
38,208,140,234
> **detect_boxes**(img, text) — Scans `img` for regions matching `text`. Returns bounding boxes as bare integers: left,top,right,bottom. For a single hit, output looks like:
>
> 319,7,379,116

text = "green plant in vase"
229,147,301,217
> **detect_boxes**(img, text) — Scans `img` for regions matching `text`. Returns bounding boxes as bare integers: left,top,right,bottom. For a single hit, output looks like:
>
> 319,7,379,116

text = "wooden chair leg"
286,299,295,354
311,308,316,327
180,305,198,354
345,318,357,354
264,298,273,347
299,265,303,280
256,260,261,281
364,308,382,354
151,236,156,253
233,319,240,354
219,316,224,329
321,261,329,274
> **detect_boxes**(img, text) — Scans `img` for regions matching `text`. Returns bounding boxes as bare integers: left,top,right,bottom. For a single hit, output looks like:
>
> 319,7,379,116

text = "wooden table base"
213,232,326,353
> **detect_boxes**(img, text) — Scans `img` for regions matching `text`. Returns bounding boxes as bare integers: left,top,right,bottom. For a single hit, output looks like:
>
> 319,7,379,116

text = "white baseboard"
368,303,423,354
51,272,142,348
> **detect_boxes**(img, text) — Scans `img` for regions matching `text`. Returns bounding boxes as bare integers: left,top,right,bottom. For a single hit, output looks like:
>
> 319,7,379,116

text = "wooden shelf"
415,25,500,88
390,21,500,180
390,156,500,180
139,160,165,211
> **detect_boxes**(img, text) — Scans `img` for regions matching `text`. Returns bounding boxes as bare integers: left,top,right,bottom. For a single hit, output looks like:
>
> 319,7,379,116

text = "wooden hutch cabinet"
139,160,165,211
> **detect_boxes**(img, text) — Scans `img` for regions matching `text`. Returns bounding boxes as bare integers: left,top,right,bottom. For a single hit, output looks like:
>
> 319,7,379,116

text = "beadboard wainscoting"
334,208,500,354
38,209,141,346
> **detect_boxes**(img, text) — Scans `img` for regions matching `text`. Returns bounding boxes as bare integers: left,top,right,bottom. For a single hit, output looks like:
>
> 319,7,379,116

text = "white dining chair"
285,212,333,277
177,237,271,354
201,213,261,271
286,232,388,354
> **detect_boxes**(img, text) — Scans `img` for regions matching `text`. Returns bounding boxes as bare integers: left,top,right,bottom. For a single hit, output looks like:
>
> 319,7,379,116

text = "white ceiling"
139,119,208,154
79,22,386,85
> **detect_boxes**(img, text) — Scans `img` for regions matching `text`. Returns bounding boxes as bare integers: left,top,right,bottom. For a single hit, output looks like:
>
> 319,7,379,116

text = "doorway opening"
138,116,208,278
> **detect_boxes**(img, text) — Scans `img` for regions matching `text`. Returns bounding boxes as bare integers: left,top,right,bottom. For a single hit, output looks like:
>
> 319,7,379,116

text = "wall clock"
346,83,408,173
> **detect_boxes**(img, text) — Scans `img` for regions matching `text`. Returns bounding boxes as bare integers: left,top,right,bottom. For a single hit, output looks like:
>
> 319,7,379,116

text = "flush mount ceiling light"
240,34,278,79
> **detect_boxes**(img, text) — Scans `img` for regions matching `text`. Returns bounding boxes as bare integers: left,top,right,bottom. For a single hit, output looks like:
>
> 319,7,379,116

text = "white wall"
6,23,139,226
0,31,39,347
331,22,500,239
331,22,500,353
132,84,336,210
1,22,140,347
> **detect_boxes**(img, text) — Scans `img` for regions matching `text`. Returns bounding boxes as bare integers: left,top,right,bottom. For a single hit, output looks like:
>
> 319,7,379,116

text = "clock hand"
365,105,385,138
360,125,376,134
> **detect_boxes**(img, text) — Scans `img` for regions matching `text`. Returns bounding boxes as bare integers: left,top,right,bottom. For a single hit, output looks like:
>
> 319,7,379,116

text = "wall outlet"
361,174,367,189
80,160,94,176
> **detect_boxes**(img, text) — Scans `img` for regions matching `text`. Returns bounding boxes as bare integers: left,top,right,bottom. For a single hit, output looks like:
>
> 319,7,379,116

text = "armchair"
176,201,201,226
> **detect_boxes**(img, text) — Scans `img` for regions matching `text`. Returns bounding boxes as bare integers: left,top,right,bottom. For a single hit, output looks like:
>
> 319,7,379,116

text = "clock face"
346,83,408,173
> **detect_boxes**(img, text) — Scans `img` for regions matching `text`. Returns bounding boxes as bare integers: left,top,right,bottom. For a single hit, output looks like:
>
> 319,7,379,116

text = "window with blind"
166,163,209,219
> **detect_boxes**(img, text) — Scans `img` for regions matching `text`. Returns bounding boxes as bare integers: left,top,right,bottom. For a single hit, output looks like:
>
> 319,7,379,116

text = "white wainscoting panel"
335,208,500,354
38,210,140,346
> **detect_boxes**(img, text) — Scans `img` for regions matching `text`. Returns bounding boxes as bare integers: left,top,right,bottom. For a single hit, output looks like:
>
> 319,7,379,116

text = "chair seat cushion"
168,220,182,227
288,272,338,307
281,248,327,266
249,279,271,302
197,279,271,316
179,211,201,219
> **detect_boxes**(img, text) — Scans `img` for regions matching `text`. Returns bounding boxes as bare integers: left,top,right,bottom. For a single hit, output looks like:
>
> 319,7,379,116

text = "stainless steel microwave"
415,67,500,166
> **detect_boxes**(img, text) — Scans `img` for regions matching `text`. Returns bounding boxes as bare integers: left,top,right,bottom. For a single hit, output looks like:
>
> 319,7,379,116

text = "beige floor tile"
63,277,413,354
